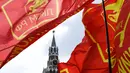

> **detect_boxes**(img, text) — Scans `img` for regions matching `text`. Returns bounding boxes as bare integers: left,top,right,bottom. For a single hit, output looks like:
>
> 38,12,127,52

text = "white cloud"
54,25,68,36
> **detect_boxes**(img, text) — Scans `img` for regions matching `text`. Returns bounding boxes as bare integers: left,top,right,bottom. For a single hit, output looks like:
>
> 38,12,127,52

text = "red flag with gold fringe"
0,0,51,67
0,0,93,68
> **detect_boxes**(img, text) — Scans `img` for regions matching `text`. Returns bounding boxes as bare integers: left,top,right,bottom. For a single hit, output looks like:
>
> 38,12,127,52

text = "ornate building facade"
43,31,59,73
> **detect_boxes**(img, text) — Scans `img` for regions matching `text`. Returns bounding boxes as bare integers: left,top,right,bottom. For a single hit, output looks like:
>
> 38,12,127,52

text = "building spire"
51,30,56,47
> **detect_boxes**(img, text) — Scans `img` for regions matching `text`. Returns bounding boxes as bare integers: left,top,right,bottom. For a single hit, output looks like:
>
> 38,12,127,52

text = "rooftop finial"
51,30,56,47
53,30,55,34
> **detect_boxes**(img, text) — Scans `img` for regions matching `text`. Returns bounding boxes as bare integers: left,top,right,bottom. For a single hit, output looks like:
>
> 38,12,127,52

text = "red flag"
0,0,50,67
82,0,118,72
113,0,130,72
0,0,93,68
58,0,125,73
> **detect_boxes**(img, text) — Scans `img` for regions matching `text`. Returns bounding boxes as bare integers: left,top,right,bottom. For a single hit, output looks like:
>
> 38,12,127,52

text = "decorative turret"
43,31,59,73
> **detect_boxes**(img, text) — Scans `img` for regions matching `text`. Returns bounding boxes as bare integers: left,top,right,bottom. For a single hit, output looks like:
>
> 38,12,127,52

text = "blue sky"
0,0,101,73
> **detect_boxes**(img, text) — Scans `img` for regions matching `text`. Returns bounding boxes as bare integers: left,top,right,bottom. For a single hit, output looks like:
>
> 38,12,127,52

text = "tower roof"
51,31,56,47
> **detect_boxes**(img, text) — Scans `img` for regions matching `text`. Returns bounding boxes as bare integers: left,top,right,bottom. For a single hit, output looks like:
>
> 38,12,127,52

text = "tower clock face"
53,60,58,65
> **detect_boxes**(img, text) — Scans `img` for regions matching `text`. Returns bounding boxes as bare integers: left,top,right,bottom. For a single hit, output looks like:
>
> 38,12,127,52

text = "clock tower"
43,31,59,73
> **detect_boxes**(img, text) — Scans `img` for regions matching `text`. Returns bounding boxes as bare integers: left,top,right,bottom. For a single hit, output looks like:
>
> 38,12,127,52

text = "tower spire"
51,30,56,47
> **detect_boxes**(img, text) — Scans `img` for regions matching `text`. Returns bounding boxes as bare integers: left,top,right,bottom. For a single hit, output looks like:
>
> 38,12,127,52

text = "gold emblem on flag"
25,0,48,13
105,0,124,23
60,68,69,73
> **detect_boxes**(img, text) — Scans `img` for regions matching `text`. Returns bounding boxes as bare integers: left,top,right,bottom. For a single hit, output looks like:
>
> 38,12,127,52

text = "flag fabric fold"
58,36,91,73
0,0,93,68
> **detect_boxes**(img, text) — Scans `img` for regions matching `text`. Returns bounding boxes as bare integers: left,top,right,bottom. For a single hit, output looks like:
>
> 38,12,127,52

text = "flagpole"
101,0,112,73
